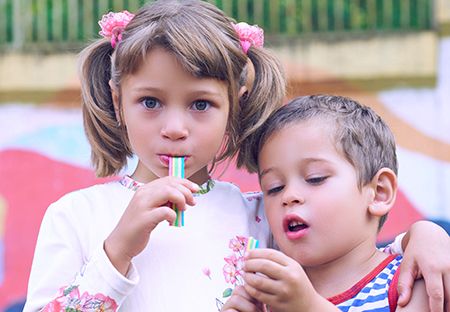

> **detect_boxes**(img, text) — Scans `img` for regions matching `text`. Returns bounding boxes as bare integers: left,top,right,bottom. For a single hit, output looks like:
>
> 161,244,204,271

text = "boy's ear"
367,168,398,217
109,80,121,124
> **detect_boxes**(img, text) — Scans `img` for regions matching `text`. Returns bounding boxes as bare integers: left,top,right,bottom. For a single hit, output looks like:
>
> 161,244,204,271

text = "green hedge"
0,0,434,51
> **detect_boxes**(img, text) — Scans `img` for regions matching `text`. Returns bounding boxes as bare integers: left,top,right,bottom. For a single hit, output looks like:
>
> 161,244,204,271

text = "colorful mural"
0,38,449,312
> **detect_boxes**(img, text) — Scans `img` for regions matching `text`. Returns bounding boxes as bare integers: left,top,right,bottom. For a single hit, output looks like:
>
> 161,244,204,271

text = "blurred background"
1,0,449,310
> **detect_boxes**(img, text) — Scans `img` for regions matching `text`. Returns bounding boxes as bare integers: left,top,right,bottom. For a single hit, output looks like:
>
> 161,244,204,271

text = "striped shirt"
329,254,403,312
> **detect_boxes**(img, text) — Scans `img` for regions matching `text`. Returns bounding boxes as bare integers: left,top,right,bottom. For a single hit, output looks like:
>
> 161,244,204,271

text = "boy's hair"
79,0,285,177
252,95,398,228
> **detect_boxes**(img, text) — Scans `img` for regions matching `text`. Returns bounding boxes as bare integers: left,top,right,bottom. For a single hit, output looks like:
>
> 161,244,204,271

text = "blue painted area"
4,300,25,312
4,125,92,169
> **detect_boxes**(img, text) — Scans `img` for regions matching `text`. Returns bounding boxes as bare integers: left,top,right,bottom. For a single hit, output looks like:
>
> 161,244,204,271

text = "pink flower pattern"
42,285,118,312
233,22,264,54
98,11,135,48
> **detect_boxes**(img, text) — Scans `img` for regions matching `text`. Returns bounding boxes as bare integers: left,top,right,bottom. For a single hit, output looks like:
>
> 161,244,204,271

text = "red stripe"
388,262,401,312
328,254,397,304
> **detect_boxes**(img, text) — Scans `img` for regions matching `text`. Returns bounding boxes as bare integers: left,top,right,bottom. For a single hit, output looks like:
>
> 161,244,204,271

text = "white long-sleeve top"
24,179,270,311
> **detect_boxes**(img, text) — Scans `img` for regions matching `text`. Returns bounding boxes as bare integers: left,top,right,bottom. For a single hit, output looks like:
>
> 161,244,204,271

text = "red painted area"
0,149,112,310
0,149,424,310
378,189,425,242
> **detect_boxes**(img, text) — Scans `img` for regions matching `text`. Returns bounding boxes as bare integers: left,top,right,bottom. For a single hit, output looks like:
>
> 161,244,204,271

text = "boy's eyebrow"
259,158,331,178
259,167,274,179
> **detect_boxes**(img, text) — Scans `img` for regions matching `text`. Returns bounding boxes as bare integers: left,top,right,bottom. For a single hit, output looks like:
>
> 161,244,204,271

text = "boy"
223,95,429,311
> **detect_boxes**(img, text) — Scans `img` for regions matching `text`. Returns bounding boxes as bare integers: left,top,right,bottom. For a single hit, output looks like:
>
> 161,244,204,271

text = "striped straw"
169,156,185,227
246,236,259,251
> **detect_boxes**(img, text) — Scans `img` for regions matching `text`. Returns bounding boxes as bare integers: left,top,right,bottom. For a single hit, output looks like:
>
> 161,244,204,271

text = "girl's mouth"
283,214,309,240
158,154,188,167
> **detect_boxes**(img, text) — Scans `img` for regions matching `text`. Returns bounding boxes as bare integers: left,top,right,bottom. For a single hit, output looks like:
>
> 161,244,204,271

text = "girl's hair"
79,0,285,177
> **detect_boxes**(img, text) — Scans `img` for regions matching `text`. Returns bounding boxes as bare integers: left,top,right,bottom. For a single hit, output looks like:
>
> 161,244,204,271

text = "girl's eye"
306,176,328,185
266,185,284,195
141,97,161,109
191,100,210,111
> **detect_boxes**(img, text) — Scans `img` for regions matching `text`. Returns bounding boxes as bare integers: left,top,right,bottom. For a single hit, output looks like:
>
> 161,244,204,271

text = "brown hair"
79,0,285,177
252,95,398,228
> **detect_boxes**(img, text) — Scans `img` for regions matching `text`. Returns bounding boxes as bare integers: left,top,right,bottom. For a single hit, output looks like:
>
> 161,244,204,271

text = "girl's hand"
104,176,199,275
397,220,450,312
243,249,339,312
221,285,266,312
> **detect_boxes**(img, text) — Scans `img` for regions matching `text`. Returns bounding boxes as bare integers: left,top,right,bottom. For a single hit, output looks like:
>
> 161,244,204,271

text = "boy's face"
258,119,378,267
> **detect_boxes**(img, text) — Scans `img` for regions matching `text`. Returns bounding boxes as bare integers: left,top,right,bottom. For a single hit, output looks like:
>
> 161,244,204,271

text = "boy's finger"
243,272,279,296
246,248,291,266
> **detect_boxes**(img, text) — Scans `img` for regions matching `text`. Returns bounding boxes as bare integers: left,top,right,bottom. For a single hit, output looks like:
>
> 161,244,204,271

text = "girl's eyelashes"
141,97,161,110
191,100,211,111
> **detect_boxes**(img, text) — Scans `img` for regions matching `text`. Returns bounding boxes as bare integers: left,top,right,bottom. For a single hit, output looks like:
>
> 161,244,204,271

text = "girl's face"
258,119,377,268
115,47,230,184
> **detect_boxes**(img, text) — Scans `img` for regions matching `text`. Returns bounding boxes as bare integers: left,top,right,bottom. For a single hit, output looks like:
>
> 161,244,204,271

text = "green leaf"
222,288,233,298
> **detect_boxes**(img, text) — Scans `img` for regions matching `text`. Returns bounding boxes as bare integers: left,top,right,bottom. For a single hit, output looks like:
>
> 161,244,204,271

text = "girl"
24,1,450,311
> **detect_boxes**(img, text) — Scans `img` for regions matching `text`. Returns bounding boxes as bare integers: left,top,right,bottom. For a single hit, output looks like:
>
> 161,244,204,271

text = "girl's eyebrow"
132,86,224,98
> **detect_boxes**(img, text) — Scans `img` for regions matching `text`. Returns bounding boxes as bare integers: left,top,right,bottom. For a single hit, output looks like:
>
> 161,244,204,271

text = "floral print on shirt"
214,235,251,310
42,285,118,312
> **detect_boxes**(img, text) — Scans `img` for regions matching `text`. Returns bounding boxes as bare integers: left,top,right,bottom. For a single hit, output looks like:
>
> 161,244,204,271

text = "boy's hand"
221,286,265,312
397,220,450,312
243,249,339,312
104,176,199,275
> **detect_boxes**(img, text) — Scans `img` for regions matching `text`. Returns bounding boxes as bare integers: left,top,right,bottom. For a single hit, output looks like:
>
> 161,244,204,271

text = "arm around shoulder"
396,279,430,312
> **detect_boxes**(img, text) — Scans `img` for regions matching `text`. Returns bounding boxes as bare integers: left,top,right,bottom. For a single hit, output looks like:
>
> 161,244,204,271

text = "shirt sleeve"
23,195,139,312
381,232,406,255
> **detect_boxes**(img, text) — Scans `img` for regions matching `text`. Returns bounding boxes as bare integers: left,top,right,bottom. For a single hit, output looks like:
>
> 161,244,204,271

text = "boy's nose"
282,184,305,207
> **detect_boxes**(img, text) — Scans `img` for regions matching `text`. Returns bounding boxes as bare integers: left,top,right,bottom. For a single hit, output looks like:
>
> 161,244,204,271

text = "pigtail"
236,47,286,173
78,39,132,177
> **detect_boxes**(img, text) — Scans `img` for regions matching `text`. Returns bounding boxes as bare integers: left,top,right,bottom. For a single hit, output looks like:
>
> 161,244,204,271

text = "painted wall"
0,38,449,311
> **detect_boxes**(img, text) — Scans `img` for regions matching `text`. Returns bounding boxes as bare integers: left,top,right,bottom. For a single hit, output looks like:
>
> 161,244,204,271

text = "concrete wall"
0,32,438,98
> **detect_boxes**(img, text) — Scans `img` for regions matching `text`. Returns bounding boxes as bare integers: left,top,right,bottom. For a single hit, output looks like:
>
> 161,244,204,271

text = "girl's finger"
423,271,444,312
396,259,417,306
146,206,177,229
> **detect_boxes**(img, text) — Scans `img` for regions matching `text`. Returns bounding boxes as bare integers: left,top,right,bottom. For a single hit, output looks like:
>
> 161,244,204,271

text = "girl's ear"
367,168,398,217
109,80,121,124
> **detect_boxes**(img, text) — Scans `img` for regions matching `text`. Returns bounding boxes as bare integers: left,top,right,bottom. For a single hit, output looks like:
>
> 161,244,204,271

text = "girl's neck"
131,161,210,185
303,239,387,299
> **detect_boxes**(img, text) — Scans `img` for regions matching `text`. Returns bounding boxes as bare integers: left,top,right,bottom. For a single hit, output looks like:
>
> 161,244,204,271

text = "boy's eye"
191,100,210,111
266,185,284,195
141,97,161,109
306,176,327,185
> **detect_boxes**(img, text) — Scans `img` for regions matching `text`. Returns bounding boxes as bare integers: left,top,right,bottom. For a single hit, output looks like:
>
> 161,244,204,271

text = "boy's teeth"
288,221,306,231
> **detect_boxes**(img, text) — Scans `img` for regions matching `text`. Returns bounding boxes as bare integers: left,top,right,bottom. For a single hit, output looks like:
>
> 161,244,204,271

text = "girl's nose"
160,111,189,141
282,183,305,207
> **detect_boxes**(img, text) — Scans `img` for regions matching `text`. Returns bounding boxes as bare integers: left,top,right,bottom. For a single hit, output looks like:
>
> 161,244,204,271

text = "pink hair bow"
98,10,135,48
233,22,264,54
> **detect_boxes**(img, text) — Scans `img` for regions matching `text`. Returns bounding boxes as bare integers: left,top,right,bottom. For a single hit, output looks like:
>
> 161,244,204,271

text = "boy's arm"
397,220,450,312
396,279,430,312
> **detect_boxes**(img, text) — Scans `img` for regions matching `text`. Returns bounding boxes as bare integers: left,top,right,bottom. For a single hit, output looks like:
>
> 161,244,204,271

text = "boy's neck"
304,239,387,299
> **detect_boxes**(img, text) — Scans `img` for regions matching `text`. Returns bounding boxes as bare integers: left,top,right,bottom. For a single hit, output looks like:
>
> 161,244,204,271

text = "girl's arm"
396,279,430,312
394,220,450,312
23,197,136,312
